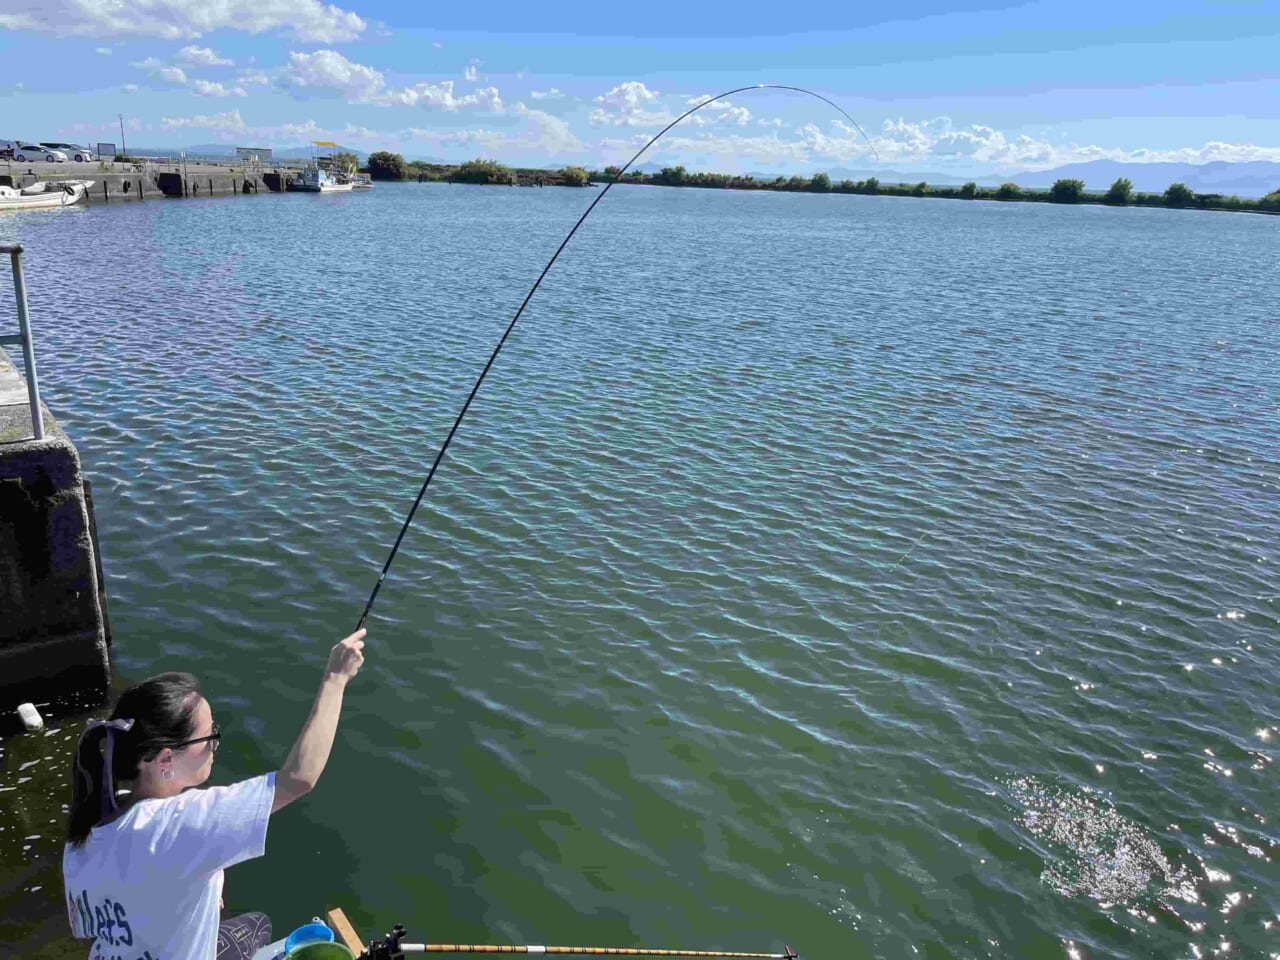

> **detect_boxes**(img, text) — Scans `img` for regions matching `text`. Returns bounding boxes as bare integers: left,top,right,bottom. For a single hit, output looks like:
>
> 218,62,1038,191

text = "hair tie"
77,718,136,823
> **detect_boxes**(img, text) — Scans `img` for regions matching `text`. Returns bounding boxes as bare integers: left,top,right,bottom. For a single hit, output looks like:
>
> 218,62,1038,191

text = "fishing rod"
355,84,879,629
360,923,797,959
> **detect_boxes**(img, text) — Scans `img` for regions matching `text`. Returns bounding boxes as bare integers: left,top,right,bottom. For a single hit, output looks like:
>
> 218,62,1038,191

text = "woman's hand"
324,628,366,685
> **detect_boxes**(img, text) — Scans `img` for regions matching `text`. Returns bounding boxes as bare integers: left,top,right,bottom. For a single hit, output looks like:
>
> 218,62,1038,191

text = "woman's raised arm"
272,629,366,813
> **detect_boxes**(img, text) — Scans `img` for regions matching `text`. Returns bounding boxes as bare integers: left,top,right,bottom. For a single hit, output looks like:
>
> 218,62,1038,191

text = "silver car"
41,142,94,162
15,143,67,162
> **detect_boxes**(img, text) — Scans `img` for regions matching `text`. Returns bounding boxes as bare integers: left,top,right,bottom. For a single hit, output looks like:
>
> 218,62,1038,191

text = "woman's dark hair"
67,672,203,847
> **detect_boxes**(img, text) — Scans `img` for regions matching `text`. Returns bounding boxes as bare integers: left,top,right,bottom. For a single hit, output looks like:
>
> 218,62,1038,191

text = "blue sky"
0,0,1276,176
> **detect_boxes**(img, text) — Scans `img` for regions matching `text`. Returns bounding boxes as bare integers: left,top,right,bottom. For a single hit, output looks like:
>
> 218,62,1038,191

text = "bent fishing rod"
355,84,878,630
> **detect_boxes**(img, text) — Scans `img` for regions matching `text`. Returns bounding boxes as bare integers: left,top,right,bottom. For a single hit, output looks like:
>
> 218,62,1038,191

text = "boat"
287,163,355,193
0,179,94,210
350,174,373,189
287,141,356,193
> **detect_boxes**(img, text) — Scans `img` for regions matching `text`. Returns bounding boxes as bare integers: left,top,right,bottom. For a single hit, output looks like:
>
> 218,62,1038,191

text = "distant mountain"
1014,160,1280,198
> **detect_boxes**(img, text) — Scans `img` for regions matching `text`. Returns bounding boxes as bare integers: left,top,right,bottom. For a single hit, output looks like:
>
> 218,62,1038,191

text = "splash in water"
1008,777,1199,909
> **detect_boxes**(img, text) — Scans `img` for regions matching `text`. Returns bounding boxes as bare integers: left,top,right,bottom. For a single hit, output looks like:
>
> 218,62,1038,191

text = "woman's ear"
144,747,174,776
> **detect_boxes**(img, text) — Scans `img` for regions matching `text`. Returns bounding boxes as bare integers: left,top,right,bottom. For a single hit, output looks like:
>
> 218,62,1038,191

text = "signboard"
235,146,273,161
96,142,116,159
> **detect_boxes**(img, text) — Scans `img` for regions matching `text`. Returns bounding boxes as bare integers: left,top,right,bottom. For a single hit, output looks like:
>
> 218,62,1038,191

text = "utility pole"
119,113,127,156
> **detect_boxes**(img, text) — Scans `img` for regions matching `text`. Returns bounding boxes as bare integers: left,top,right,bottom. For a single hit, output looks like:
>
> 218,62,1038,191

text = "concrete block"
0,351,109,711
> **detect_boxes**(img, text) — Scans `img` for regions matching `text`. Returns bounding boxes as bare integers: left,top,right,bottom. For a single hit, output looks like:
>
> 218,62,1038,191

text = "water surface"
1,184,1276,958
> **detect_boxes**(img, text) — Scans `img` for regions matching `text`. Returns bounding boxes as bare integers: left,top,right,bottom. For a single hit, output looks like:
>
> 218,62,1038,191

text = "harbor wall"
1,166,292,204
0,350,110,712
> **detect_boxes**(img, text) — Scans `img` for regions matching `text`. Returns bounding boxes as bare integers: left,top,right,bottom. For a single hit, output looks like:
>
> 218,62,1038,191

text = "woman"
62,628,367,960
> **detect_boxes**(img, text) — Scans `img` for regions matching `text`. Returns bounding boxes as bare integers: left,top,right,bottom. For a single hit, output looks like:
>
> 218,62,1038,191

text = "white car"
41,142,94,162
15,143,67,162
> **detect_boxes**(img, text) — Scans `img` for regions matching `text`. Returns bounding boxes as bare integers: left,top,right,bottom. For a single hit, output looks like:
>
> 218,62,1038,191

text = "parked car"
15,143,67,162
40,142,94,162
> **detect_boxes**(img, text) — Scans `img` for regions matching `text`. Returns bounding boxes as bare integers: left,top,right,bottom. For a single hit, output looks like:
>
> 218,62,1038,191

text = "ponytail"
67,672,202,847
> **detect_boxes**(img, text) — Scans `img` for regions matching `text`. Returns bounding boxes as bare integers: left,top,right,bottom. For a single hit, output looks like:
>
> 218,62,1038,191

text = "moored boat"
0,179,94,210
287,163,355,193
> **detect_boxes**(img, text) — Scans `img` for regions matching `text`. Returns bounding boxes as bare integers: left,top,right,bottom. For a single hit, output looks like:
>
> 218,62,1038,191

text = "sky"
0,0,1277,177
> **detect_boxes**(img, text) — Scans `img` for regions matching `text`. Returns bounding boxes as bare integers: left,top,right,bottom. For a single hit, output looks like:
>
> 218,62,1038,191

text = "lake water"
0,183,1277,959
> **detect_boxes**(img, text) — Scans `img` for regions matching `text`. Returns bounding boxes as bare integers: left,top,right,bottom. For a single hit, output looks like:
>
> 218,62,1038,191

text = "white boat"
0,179,94,210
288,141,358,193
288,163,354,193
350,174,373,190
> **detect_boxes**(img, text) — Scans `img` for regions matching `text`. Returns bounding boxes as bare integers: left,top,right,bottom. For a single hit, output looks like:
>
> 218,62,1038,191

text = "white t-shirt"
63,773,275,960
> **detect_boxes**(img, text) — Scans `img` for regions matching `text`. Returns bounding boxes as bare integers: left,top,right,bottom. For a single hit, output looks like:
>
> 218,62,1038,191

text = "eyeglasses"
174,721,221,753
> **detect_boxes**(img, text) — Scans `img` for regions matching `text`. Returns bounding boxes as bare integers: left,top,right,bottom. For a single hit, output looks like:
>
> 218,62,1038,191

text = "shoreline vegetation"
366,151,1280,215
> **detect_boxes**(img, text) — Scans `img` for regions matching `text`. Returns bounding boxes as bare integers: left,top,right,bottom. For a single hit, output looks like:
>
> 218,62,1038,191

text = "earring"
161,769,174,781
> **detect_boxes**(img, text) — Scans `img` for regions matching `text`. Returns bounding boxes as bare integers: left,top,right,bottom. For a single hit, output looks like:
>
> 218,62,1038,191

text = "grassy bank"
583,167,1280,215
364,151,1280,214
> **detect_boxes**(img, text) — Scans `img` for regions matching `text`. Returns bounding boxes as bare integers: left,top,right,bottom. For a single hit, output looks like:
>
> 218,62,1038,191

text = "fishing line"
356,85,879,629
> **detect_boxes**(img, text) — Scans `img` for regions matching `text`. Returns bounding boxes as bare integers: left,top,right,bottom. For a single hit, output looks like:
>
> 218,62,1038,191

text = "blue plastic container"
284,921,335,955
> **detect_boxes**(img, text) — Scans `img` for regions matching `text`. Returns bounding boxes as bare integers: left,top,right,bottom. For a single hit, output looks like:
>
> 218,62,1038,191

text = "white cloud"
122,83,139,93
406,102,584,158
530,88,563,100
684,94,751,126
590,81,671,128
178,45,233,67
0,0,365,42
281,50,503,111
239,71,270,86
282,49,386,101
464,59,479,82
95,46,111,55
431,41,442,49
392,81,502,111
161,110,248,132
192,79,246,97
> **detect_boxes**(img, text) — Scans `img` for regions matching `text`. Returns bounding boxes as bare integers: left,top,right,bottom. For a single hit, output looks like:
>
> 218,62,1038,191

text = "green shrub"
451,158,513,184
560,166,589,187
1164,182,1195,207
1049,179,1085,203
367,151,408,180
1104,177,1133,205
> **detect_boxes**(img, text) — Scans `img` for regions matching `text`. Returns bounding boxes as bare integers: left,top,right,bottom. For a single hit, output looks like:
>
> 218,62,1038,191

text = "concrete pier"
0,347,110,712
1,158,293,205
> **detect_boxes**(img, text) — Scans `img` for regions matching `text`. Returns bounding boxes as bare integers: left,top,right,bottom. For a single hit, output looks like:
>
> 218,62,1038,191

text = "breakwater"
1,162,296,204
0,348,110,713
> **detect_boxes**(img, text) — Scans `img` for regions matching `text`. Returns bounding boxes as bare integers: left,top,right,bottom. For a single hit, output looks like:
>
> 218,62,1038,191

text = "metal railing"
0,242,44,440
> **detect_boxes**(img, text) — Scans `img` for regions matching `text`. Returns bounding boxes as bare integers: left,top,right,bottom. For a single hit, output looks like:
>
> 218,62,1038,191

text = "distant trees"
656,165,688,186
862,176,880,195
332,151,359,174
1261,189,1280,212
1104,177,1134,205
559,166,589,186
995,182,1021,200
808,171,831,192
451,158,514,184
911,181,928,197
1049,178,1086,203
960,181,978,199
1164,182,1195,207
602,165,623,180
367,151,407,180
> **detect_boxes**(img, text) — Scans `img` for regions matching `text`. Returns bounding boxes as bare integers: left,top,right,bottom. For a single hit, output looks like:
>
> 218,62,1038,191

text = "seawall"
0,345,110,712
1,161,296,204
